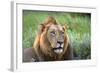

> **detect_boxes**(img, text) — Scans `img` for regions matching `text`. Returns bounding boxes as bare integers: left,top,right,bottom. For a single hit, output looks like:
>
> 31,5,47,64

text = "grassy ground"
23,10,91,59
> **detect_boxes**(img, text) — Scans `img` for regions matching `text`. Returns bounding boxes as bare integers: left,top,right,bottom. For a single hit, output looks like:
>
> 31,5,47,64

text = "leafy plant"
23,10,91,59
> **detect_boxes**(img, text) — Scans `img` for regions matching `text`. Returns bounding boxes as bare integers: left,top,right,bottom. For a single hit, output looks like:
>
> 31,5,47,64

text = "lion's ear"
40,24,45,32
62,25,69,31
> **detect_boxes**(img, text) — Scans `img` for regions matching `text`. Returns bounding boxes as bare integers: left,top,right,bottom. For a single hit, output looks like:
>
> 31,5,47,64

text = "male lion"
23,17,73,62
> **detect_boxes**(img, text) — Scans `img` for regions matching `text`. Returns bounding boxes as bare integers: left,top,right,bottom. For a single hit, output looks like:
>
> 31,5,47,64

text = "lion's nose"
57,41,63,45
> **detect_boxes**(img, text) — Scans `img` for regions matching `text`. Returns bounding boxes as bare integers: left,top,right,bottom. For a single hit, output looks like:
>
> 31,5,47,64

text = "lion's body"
23,17,73,62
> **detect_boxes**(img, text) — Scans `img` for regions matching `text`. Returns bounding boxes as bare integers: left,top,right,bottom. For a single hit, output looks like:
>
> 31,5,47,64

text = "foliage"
23,10,91,59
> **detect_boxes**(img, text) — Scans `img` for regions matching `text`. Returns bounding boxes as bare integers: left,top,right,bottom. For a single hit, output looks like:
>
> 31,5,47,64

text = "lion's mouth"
52,43,64,54
53,47,63,54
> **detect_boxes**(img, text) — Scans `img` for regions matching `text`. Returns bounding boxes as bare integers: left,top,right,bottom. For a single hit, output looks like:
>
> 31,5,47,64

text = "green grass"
23,10,91,59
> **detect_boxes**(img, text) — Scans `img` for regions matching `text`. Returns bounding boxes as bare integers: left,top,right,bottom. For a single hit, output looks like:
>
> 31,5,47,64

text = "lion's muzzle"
53,41,64,54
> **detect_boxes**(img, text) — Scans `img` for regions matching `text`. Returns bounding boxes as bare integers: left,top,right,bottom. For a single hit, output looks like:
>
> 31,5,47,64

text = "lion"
23,16,73,62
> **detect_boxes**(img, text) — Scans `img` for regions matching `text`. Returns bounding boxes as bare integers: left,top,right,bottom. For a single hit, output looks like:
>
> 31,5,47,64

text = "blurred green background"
23,10,91,60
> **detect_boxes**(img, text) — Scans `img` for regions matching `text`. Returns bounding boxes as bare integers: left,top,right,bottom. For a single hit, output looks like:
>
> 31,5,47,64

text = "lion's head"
33,17,70,60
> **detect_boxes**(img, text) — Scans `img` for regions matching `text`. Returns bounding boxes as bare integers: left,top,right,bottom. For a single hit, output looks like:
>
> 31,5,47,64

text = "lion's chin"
53,48,63,54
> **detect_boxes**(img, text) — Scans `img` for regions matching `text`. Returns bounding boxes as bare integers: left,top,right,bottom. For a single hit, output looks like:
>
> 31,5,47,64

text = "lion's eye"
50,31,55,36
61,31,64,35
61,31,64,37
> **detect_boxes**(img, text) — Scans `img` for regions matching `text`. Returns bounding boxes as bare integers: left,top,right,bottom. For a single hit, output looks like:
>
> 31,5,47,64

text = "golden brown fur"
33,17,73,61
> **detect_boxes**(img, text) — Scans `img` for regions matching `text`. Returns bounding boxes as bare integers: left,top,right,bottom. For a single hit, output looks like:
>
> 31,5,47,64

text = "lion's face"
46,24,66,54
33,17,71,60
